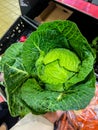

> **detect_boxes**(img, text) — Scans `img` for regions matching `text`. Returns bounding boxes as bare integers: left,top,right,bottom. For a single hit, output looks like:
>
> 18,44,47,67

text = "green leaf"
4,63,29,93
4,63,30,117
21,71,95,114
5,86,31,117
1,43,23,69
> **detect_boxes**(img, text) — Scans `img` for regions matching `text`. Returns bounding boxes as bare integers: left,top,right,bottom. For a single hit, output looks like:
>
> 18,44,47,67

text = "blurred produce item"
19,35,27,42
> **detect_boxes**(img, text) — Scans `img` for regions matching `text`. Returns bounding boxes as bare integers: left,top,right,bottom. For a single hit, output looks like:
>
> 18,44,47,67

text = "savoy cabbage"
0,20,96,117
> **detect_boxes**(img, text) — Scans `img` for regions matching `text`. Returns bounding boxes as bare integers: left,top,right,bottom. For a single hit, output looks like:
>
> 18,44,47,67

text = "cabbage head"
1,20,96,117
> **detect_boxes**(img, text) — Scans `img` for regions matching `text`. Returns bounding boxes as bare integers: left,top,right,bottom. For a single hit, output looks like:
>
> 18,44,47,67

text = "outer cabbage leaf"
0,43,30,117
1,43,23,70
4,64,29,93
5,85,31,117
4,63,30,117
21,71,95,114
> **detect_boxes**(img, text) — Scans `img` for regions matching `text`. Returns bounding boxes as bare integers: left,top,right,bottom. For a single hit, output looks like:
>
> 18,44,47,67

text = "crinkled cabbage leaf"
1,20,96,117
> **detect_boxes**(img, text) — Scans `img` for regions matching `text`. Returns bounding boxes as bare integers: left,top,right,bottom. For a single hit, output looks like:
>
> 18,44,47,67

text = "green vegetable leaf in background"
0,20,96,117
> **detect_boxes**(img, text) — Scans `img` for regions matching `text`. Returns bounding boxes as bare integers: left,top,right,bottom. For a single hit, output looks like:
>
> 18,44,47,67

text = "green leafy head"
36,48,81,91
1,20,96,116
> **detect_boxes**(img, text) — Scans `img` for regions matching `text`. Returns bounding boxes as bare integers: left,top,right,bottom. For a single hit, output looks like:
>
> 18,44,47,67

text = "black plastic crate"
0,0,50,55
68,11,98,43
0,16,38,55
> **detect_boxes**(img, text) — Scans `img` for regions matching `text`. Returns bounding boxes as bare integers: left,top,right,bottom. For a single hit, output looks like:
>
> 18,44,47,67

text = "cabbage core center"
36,48,80,90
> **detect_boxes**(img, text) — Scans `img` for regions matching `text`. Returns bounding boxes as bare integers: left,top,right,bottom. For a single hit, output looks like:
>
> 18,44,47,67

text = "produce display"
0,20,96,117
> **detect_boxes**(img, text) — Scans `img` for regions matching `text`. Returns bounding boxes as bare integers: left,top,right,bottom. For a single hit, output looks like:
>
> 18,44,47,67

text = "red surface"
55,0,98,19
19,36,27,42
0,95,5,103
